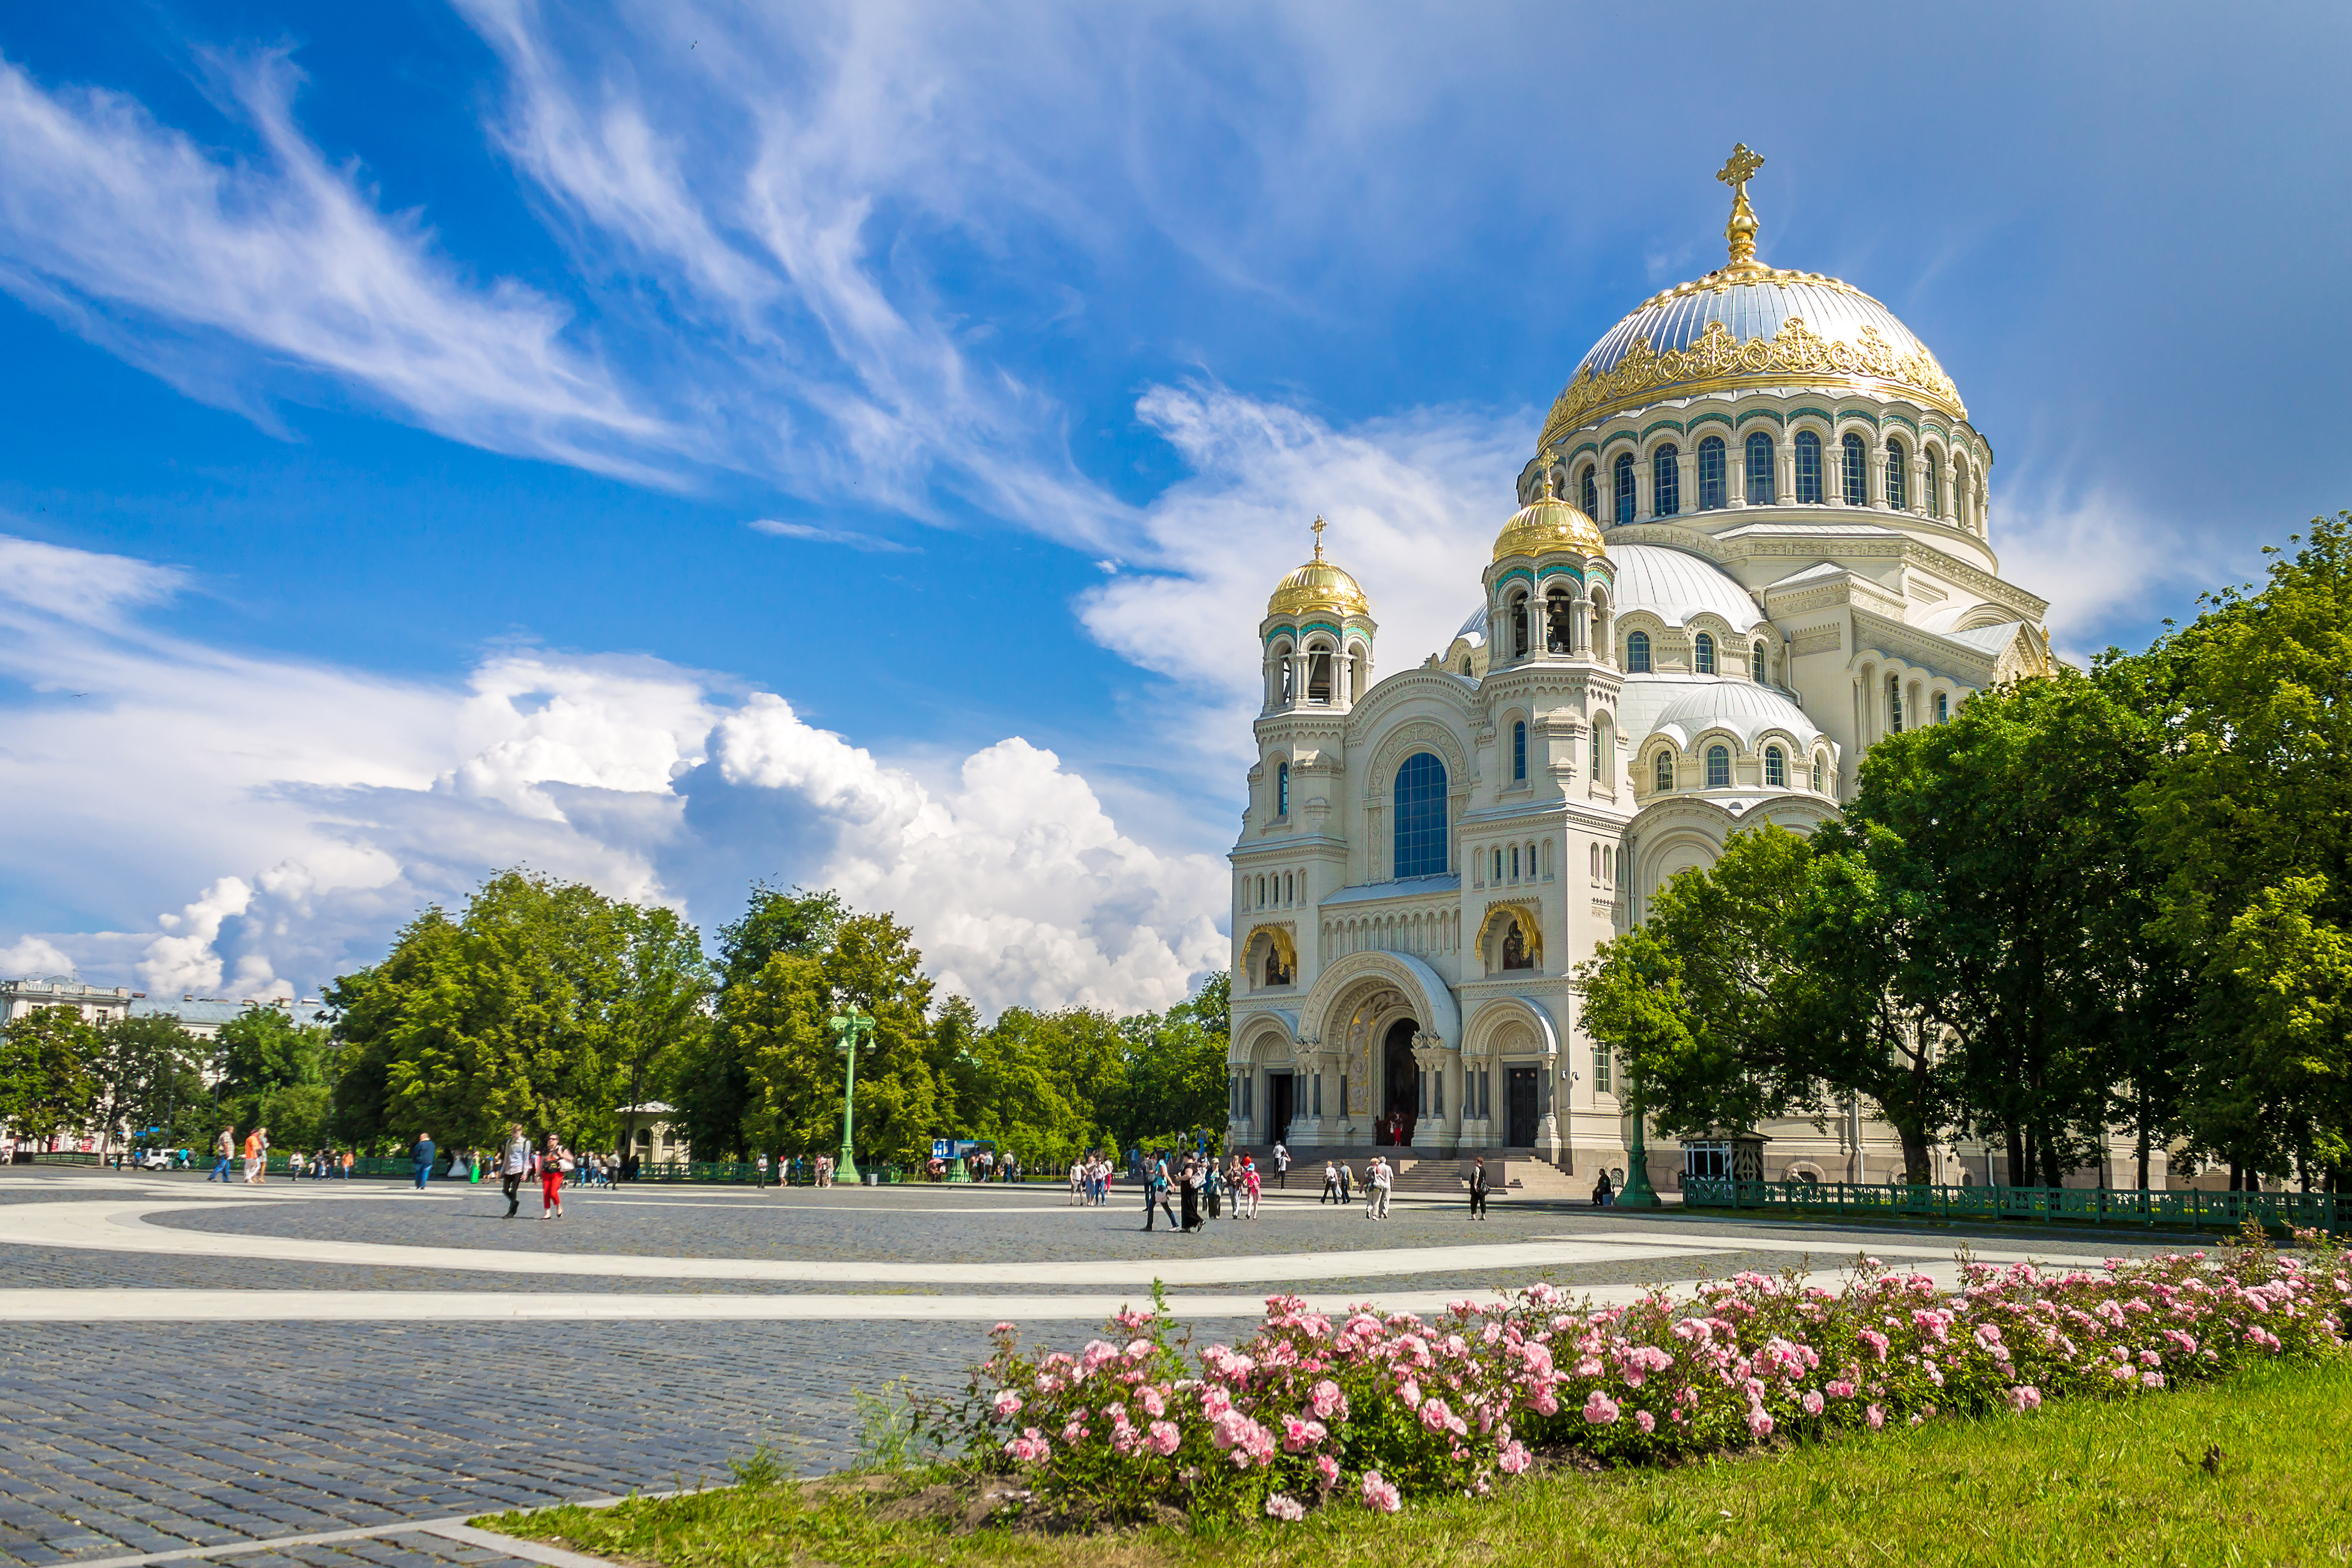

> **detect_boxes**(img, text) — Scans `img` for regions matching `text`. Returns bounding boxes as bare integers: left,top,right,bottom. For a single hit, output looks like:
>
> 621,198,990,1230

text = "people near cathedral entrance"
1469,1156,1492,1219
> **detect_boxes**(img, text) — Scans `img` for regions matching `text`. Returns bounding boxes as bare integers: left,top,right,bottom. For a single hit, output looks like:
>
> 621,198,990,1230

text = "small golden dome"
1267,517,1371,618
1492,472,1606,563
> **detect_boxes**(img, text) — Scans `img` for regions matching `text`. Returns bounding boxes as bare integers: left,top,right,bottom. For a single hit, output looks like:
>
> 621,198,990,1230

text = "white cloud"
1993,487,2218,663
0,534,1224,1015
749,518,914,553
0,935,76,981
0,48,674,481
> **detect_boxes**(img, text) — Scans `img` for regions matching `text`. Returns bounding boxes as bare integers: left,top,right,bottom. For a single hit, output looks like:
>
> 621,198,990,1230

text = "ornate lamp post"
828,1007,876,1184
1616,1065,1662,1210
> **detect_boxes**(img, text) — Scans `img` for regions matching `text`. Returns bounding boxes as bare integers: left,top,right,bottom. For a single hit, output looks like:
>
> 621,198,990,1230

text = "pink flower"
1582,1390,1621,1426
1281,1415,1329,1452
1396,1380,1422,1409
1825,1380,1855,1399
1003,1427,1051,1464
1140,1386,1167,1418
1146,1420,1181,1456
1499,1440,1532,1475
1800,1390,1825,1417
1866,1404,1885,1430
1418,1398,1468,1436
1265,1493,1306,1523
1634,1410,1656,1434
2141,1370,2166,1389
1316,1453,1341,1489
1746,1407,1775,1438
991,1391,1022,1422
1310,1379,1349,1420
1361,1471,1402,1514
991,1320,1016,1335
2008,1385,2043,1412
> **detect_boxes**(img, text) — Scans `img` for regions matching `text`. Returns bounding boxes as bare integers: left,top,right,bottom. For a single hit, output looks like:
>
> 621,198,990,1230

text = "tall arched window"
1765,745,1786,787
1952,455,1972,531
1925,449,1942,519
1652,444,1681,517
1511,720,1527,783
1589,716,1610,783
1745,432,1775,504
1810,755,1825,793
1888,674,1905,733
1695,631,1717,675
1935,691,1949,723
1307,644,1332,703
1612,452,1636,524
1276,761,1289,817
1697,436,1727,510
1545,588,1573,654
1509,591,1529,658
1751,641,1766,683
1885,437,1909,510
1626,630,1652,673
1842,432,1867,506
1793,430,1823,504
1579,464,1598,517
1705,744,1731,788
1392,753,1449,879
1653,752,1675,793
1275,641,1295,704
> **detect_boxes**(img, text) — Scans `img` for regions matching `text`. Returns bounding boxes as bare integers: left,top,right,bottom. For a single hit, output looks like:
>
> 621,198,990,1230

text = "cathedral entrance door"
1506,1067,1539,1148
1267,1073,1294,1148
1382,1019,1418,1146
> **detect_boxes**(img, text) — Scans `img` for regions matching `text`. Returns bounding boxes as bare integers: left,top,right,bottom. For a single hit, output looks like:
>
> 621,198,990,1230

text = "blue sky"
2,3,2347,1014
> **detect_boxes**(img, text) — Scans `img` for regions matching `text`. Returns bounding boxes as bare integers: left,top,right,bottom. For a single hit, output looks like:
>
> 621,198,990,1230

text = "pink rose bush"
946,1232,2348,1523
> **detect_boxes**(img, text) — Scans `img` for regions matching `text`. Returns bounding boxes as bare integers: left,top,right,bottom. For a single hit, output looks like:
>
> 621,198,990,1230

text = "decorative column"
1678,449,1697,514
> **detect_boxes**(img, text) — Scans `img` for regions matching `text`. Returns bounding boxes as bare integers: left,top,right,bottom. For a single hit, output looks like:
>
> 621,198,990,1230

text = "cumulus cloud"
1994,487,2222,663
0,534,1223,1015
0,934,76,981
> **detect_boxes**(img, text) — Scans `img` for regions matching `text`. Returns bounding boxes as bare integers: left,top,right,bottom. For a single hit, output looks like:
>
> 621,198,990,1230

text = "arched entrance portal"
1378,1018,1419,1146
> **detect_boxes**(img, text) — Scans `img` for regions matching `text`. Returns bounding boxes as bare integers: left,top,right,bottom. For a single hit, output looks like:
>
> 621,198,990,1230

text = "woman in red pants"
539,1134,569,1219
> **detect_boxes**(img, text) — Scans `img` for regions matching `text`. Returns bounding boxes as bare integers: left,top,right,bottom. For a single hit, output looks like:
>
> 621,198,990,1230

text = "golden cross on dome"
1310,514,1327,560
1715,143,1765,269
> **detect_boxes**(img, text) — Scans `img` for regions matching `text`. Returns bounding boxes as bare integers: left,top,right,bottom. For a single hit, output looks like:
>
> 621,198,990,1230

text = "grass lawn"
486,1357,2352,1567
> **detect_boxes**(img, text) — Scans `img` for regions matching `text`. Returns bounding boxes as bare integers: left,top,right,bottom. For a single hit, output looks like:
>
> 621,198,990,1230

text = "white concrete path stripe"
418,1522,622,1568
0,1199,1719,1285
44,1492,687,1568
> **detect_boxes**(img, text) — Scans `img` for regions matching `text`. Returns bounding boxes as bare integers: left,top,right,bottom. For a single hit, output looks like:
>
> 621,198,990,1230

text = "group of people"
1138,1150,1263,1231
1318,1155,1397,1218
1066,1152,1118,1205
407,1128,581,1217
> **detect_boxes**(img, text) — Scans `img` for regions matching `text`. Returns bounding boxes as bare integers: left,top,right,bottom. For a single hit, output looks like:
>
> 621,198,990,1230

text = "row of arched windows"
1625,629,1770,681
1264,636,1368,710
1243,865,1309,910
1568,427,1977,530
1472,837,1551,888
1649,742,1833,795
1501,583,1611,661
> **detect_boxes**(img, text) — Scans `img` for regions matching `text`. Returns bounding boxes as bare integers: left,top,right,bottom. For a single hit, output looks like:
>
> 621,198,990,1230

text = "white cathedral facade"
1225,151,2069,1189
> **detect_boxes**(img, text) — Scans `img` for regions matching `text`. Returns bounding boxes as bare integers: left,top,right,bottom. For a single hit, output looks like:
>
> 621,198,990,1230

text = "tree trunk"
1899,1129,1932,1185
2006,1128,2027,1188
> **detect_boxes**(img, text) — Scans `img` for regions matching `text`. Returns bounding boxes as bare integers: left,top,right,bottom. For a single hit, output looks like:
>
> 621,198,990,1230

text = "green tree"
212,1005,330,1136
89,1015,206,1153
0,1006,99,1144
612,905,714,1161
2205,877,2352,1185
1115,972,1231,1148
677,885,844,1159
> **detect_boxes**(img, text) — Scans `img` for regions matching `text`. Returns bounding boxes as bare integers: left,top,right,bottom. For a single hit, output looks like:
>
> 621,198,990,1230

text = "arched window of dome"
1745,432,1776,504
1590,714,1613,784
1810,754,1825,793
1695,631,1717,675
1349,646,1367,701
1652,444,1681,517
1924,449,1942,520
1591,588,1611,658
1579,464,1598,517
1794,430,1824,505
1952,454,1972,531
1697,437,1727,510
1612,452,1636,524
1273,640,1295,706
1508,590,1529,658
1460,657,1473,677
1750,641,1767,684
1705,744,1731,789
1842,433,1867,506
1511,720,1527,783
1888,673,1905,733
1627,629,1652,673
1307,644,1333,703
1545,587,1573,653
1885,437,1909,510
1654,751,1675,793
1935,690,1949,724
1276,761,1289,817
1765,745,1786,788
1392,753,1449,879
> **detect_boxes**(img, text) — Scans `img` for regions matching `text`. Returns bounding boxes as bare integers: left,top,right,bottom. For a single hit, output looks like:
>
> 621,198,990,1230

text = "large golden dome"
1539,145,1964,449
1492,475,1606,563
1266,518,1370,618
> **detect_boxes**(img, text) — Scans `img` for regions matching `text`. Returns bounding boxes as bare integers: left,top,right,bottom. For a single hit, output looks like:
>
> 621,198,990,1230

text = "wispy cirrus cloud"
0,48,677,481
749,517,914,553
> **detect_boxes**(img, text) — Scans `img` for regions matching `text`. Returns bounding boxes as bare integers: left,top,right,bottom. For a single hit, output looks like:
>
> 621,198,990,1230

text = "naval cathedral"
1225,149,2059,1191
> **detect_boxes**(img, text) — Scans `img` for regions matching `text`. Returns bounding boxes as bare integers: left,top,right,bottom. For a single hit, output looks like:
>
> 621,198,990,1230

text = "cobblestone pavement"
0,1169,2199,1566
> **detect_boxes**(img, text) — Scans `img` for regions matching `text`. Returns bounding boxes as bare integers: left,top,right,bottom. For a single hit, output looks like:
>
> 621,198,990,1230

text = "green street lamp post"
1615,1066,1662,1210
828,1008,876,1183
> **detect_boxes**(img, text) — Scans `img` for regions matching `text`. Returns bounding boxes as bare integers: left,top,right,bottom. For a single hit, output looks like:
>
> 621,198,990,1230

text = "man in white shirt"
1272,1141,1290,1189
499,1125,532,1218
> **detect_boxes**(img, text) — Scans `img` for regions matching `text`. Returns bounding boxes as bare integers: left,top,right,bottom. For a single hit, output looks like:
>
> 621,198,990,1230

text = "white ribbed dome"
1644,680,1824,752
1607,544,1764,630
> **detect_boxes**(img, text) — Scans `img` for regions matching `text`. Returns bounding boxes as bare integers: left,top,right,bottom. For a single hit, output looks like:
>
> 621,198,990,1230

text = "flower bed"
938,1228,2350,1524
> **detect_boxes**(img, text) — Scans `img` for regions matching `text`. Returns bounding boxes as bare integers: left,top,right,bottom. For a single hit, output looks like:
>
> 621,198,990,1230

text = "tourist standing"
1319,1159,1338,1203
499,1125,530,1218
1142,1152,1177,1232
539,1135,568,1218
1272,1141,1289,1189
410,1131,435,1190
244,1126,268,1185
209,1128,234,1182
1242,1158,1262,1219
1337,1161,1353,1205
1468,1156,1490,1220
1178,1157,1202,1232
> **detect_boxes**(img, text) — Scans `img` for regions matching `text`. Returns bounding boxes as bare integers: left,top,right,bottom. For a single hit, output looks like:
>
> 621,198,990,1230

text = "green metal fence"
1679,1176,2343,1235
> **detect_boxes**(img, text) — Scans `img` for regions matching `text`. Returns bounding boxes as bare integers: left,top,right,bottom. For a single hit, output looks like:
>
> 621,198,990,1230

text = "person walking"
1242,1157,1262,1219
1361,1158,1381,1221
1337,1161,1353,1205
1318,1159,1338,1204
1272,1141,1290,1189
1142,1152,1178,1232
498,1125,530,1218
243,1126,267,1185
1468,1156,1491,1221
209,1128,234,1182
539,1134,569,1218
410,1131,435,1190
1178,1156,1203,1232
